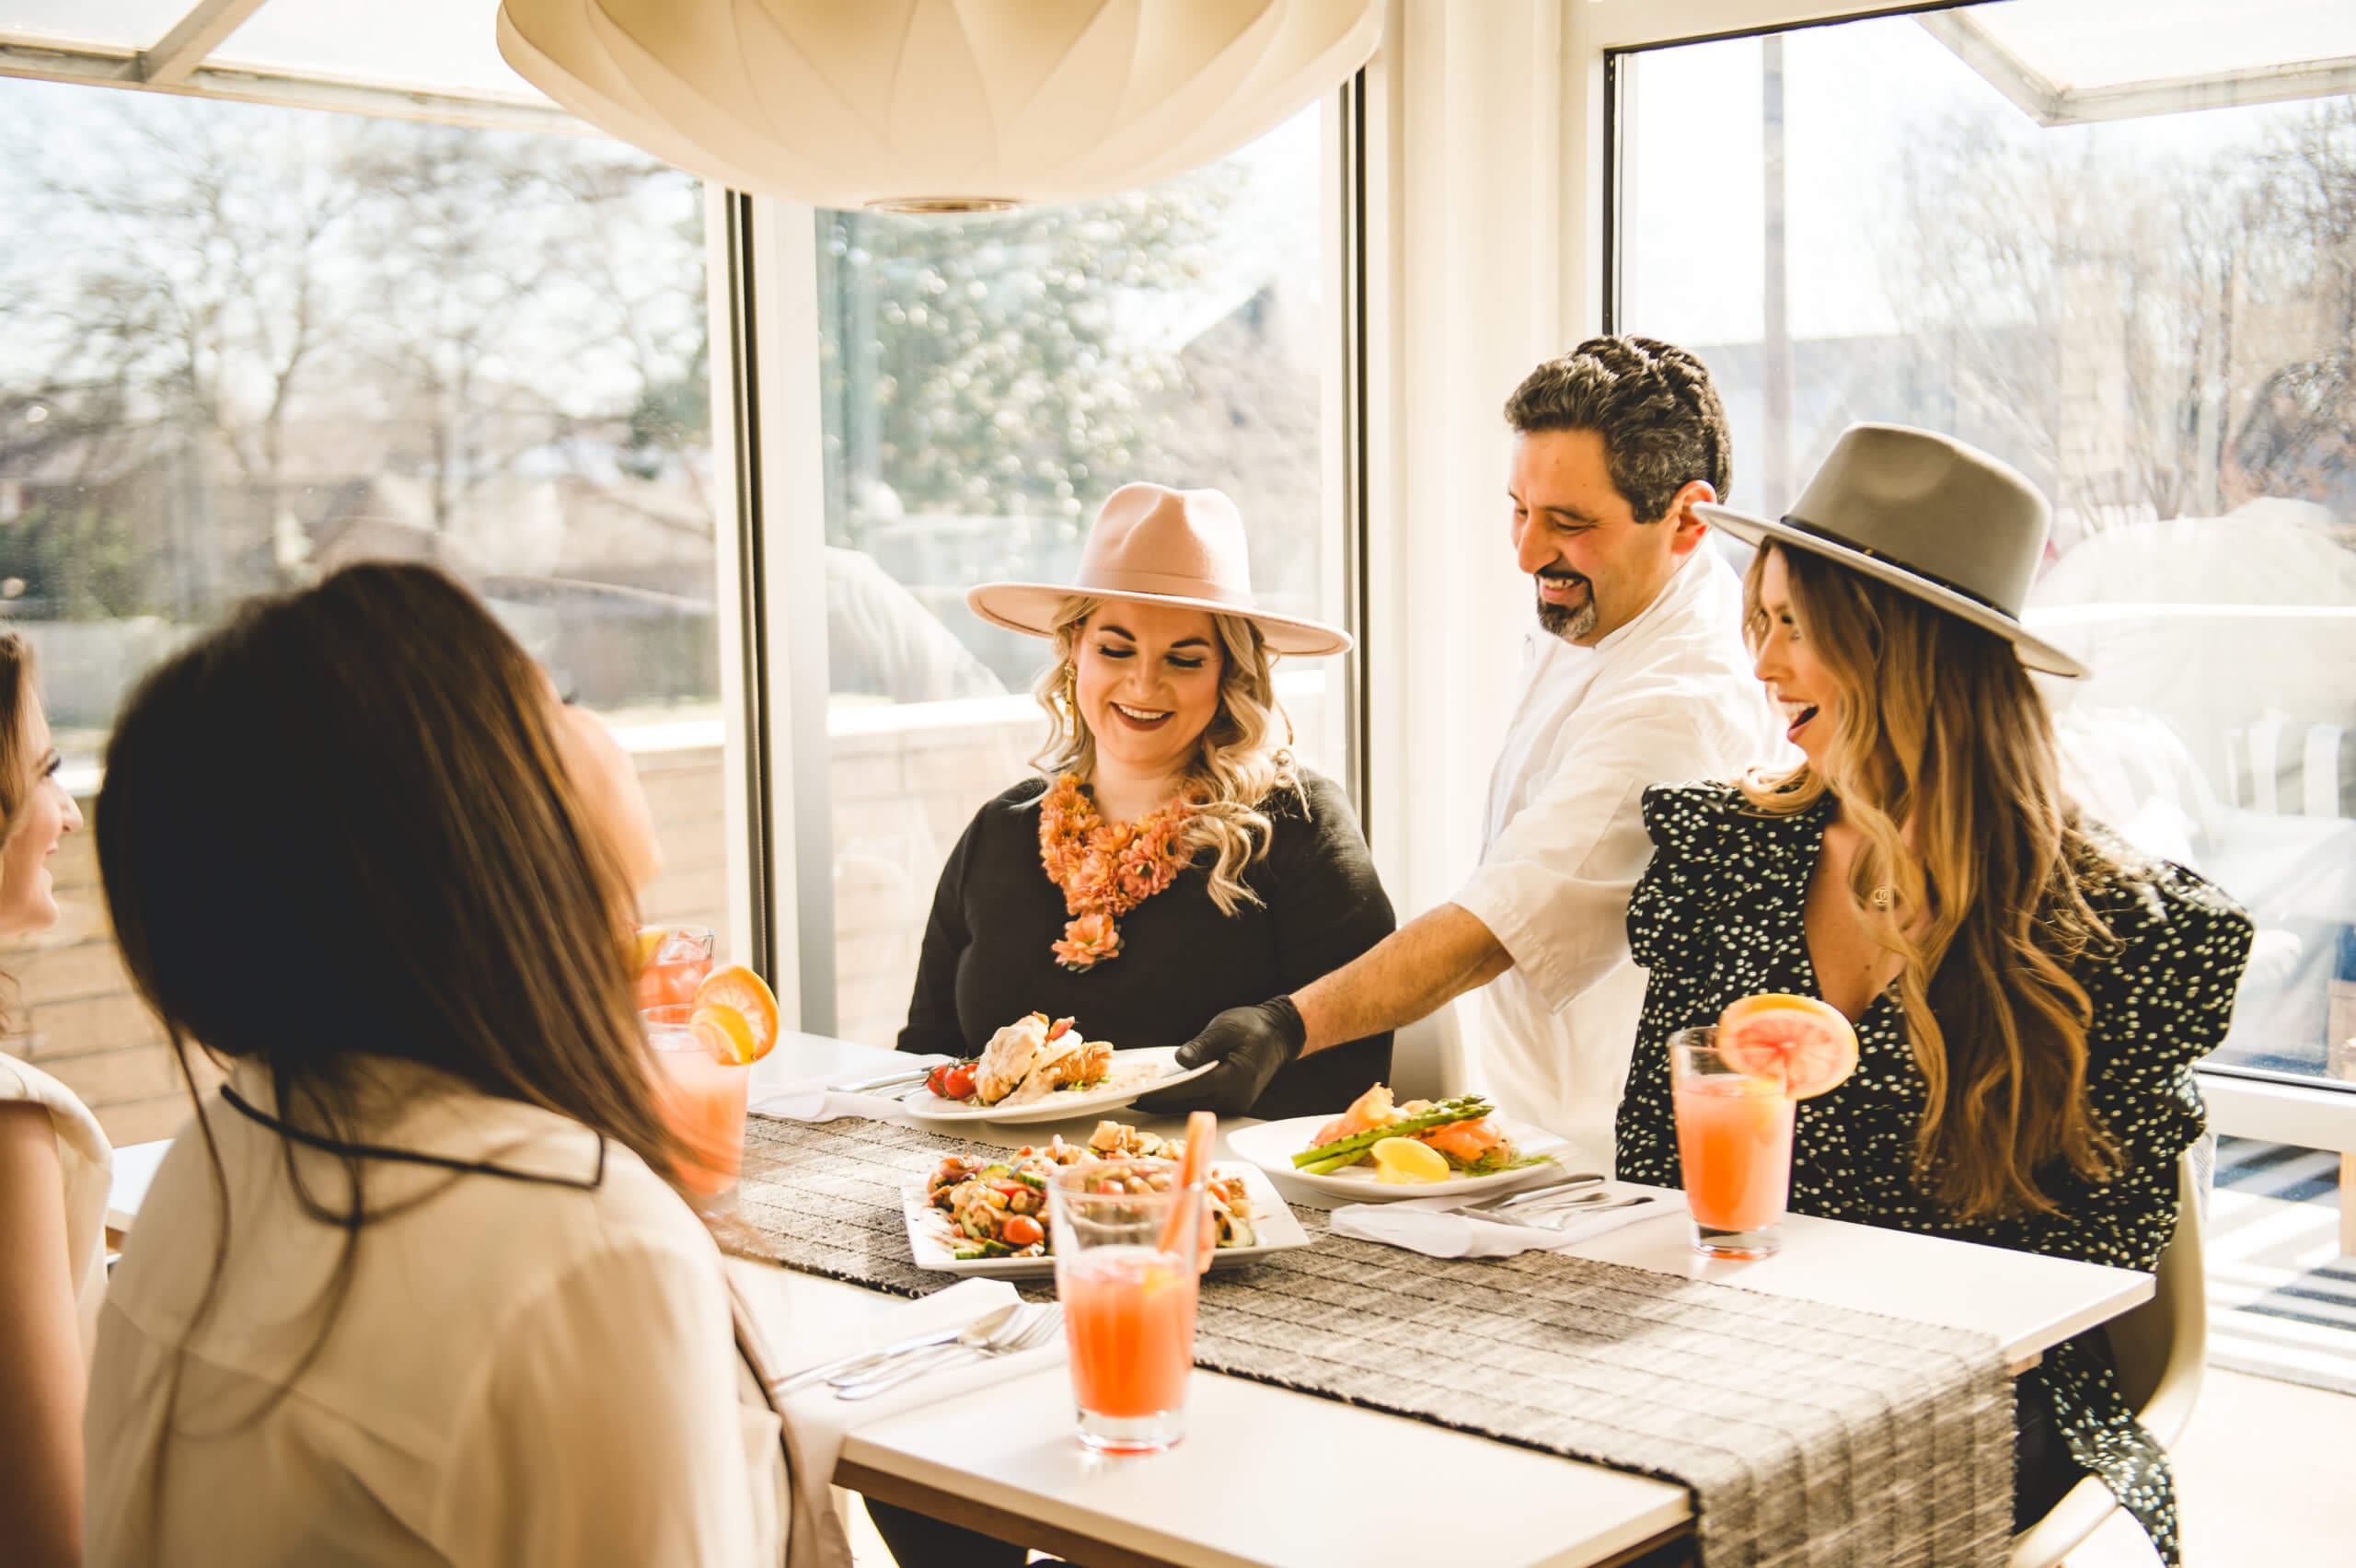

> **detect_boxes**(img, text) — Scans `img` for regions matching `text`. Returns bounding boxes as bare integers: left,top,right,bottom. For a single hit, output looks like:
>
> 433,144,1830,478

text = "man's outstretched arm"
1137,904,1512,1114
1292,902,1512,1055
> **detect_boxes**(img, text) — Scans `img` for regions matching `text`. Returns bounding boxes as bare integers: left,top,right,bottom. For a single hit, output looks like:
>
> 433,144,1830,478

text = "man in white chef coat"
1144,336,1785,1170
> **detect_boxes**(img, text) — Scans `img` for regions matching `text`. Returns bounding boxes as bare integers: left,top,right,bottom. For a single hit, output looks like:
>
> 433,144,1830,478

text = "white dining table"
108,1032,2157,1568
724,1034,2154,1568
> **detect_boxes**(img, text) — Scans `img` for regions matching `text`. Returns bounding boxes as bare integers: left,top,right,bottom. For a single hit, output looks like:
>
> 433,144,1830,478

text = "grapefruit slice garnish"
695,964,780,1064
1715,993,1859,1099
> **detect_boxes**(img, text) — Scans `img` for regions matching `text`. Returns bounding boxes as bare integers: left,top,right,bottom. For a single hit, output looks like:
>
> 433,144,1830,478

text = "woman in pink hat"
895,481,1395,1117
874,482,1394,1565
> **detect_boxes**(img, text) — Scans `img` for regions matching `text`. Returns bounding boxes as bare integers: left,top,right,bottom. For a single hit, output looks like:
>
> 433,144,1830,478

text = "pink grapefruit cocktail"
1047,1159,1203,1453
1063,1248,1197,1420
642,1003,749,1207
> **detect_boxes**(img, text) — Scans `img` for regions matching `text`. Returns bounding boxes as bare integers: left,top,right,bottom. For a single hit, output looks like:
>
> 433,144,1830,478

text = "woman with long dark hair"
83,562,798,1565
1614,426,2253,1565
0,633,99,1568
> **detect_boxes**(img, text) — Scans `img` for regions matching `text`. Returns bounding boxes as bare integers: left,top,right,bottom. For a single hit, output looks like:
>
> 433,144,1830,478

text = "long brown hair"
1032,595,1303,916
0,633,36,844
96,561,681,1427
1739,543,2120,1221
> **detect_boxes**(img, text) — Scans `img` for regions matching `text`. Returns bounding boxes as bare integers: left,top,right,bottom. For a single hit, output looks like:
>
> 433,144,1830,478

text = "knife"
829,1061,952,1095
1455,1170,1607,1213
772,1301,1020,1393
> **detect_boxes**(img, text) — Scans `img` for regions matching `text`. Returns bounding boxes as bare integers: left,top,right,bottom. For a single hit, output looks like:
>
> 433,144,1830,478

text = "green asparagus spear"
1292,1096,1495,1173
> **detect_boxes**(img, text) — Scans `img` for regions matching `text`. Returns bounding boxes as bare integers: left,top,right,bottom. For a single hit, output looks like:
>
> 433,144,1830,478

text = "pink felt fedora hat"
966,482,1353,657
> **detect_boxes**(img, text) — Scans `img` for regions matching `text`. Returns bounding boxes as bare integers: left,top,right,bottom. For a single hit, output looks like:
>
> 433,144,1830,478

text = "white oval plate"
1227,1113,1566,1202
903,1162,1310,1278
895,1045,1212,1126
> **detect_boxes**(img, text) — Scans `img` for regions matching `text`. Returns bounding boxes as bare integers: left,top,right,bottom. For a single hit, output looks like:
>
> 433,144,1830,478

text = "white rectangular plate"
903,1161,1311,1278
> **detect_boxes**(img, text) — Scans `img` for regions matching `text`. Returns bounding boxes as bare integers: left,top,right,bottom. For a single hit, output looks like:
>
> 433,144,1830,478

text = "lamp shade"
496,0,1384,211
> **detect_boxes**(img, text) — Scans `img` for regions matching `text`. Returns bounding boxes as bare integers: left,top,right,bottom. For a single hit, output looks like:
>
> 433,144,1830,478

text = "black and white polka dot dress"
1614,781,2254,1566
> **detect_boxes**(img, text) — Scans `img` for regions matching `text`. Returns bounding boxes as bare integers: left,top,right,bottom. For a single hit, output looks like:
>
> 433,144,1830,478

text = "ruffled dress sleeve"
1614,782,1753,1182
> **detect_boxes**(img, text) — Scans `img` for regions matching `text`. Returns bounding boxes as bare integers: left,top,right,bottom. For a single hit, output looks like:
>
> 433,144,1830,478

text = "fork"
1488,1194,1656,1231
833,1303,1064,1401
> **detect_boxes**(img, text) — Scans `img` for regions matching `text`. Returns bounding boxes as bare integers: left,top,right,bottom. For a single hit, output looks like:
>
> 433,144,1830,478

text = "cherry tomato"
1002,1216,1044,1249
925,1064,953,1097
942,1064,977,1101
1045,1016,1074,1042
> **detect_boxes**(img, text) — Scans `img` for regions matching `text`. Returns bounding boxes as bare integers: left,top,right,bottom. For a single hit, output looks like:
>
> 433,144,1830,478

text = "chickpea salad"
921,1119,1262,1260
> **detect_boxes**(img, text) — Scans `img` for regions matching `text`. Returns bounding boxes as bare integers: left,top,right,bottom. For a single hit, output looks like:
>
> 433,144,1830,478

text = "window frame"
1591,0,2356,1151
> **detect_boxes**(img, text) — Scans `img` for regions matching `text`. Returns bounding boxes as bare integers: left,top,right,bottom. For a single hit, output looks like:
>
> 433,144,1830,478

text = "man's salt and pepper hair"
1503,335,1733,522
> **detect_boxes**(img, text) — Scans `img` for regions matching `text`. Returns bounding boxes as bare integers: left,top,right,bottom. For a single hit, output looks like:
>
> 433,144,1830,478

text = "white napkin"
751,1086,927,1127
1330,1190,1680,1259
775,1279,1065,1566
749,1065,932,1127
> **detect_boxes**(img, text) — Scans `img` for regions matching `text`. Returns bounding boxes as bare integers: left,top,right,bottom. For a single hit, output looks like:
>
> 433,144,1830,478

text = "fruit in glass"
635,925,716,1010
1669,996,1857,1259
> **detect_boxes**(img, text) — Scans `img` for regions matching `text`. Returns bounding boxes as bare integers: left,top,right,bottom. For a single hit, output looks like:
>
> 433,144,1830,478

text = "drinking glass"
636,924,717,1010
642,1002,750,1212
1046,1158,1203,1455
1669,1026,1796,1259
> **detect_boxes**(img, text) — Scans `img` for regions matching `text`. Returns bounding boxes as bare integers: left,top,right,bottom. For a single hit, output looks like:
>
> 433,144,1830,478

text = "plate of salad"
1225,1085,1563,1202
901,1120,1310,1277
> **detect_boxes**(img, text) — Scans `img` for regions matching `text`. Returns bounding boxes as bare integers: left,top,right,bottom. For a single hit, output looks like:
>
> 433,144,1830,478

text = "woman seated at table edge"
895,480,1396,1123
0,632,102,1568
1613,423,2253,1566
82,562,813,1567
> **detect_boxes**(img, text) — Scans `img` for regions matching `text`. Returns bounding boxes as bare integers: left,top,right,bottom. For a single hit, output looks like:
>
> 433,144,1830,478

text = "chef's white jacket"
1452,546,1786,1169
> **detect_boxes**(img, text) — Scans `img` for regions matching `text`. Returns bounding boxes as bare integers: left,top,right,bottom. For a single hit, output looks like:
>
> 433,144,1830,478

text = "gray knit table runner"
734,1113,2015,1567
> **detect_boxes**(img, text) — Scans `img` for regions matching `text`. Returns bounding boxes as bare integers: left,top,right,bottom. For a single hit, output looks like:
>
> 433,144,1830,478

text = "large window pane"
815,109,1339,1048
1620,4,2356,1095
0,78,730,1141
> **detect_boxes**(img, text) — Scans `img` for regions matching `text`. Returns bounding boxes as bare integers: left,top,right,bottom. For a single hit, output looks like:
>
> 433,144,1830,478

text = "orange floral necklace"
1037,774,1196,972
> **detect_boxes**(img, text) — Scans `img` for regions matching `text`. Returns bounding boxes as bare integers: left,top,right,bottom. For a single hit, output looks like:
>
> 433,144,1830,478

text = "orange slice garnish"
695,964,780,1064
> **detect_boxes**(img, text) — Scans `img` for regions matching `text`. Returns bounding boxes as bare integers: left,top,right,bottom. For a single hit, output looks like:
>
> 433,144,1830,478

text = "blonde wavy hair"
1033,595,1303,917
1738,543,2121,1222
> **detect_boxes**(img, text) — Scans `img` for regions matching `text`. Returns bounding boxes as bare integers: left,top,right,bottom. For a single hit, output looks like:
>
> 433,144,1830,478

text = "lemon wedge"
1370,1136,1450,1184
692,1002,758,1066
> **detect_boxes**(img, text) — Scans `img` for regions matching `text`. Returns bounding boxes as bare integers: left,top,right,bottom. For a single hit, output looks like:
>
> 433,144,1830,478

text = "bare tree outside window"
1622,15,2356,1094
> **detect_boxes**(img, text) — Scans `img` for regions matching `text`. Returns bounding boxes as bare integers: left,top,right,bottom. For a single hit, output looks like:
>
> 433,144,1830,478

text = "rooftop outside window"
1617,2,2356,1103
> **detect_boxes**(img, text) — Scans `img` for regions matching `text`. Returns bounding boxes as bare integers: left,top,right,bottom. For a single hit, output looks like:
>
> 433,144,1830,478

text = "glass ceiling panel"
1969,0,2356,90
0,1,189,50
213,0,550,100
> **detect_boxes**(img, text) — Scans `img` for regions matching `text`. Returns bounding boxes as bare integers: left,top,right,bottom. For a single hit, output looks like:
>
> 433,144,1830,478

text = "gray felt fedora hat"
1696,423,2087,678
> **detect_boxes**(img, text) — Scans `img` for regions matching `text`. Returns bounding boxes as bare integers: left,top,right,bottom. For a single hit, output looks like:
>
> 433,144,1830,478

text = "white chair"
1388,1001,1469,1102
2008,1148,2208,1567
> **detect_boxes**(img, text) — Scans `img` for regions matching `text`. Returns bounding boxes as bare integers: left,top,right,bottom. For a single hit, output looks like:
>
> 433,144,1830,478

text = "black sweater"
896,769,1397,1120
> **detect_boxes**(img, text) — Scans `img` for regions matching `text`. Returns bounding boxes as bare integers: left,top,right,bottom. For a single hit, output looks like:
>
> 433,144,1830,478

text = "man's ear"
1665,478,1717,557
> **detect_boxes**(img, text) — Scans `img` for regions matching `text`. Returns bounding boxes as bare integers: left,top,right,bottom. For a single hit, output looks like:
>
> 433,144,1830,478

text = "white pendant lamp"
496,0,1384,212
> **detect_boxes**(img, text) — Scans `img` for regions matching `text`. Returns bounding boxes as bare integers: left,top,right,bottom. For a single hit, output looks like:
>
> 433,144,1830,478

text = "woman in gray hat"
1612,425,2253,1564
895,480,1395,1118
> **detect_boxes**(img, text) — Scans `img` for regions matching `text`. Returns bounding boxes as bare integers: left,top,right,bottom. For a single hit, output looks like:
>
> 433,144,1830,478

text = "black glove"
1134,997,1307,1116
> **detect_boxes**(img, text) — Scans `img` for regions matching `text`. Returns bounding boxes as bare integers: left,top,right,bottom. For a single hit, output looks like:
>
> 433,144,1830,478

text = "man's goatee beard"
1537,590,1596,641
